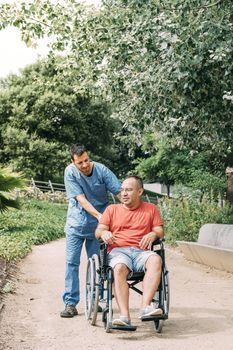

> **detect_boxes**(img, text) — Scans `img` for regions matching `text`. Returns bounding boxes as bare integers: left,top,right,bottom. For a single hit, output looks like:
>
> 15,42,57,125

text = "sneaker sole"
112,319,130,326
60,311,78,318
139,309,163,319
60,313,75,318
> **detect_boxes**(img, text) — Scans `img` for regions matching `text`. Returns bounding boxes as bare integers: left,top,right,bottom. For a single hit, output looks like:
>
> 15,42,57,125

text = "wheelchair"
84,239,170,333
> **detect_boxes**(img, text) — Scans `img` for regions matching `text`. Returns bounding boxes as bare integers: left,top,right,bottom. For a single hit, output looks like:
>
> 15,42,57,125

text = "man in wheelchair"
95,175,164,329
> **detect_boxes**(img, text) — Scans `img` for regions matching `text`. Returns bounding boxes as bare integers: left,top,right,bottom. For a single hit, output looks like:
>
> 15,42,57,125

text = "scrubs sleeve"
64,166,84,199
102,166,121,195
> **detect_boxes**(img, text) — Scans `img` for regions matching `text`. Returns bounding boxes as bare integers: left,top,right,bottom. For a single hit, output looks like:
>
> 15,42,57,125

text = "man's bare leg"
141,255,162,309
113,263,130,319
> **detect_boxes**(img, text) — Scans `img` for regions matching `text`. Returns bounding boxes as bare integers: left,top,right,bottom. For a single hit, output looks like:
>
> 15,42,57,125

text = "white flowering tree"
0,0,233,202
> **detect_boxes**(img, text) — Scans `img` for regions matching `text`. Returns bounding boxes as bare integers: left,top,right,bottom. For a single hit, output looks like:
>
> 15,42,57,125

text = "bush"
0,199,67,261
159,198,233,245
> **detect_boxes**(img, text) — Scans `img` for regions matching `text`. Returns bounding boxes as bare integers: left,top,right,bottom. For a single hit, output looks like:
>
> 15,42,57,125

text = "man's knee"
67,252,81,266
145,254,162,272
113,263,129,277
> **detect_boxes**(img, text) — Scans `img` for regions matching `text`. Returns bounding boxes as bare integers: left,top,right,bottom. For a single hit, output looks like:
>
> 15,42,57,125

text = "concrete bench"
177,224,233,273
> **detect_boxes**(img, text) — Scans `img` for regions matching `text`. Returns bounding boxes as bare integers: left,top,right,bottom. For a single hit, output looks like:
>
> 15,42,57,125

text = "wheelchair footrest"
141,314,166,322
110,324,137,331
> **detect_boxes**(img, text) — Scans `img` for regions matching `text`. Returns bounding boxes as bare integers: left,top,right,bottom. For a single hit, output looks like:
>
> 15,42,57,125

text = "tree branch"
28,16,52,28
200,0,222,9
161,0,223,12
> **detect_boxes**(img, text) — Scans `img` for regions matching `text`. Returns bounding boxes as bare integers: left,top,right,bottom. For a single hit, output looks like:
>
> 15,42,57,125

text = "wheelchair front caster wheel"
154,319,164,333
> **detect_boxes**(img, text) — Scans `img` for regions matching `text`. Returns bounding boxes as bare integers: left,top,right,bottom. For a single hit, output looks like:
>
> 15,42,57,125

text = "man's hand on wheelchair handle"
100,230,117,245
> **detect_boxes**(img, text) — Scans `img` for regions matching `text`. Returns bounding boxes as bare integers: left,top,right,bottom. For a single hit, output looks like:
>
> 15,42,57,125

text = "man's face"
72,152,92,176
120,178,143,207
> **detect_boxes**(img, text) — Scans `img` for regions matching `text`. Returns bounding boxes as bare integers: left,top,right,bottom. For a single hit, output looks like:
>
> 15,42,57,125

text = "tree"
1,0,232,182
0,57,123,180
134,132,226,199
0,167,26,213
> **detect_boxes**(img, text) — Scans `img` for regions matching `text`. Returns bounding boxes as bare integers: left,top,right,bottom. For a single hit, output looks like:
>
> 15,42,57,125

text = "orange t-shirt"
99,202,163,252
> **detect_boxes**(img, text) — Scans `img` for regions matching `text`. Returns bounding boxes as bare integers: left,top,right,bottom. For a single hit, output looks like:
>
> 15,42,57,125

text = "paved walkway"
0,239,233,350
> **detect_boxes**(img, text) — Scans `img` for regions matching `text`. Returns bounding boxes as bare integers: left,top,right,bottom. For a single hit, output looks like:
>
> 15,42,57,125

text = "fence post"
31,177,38,198
31,177,36,188
48,180,54,193
48,180,55,201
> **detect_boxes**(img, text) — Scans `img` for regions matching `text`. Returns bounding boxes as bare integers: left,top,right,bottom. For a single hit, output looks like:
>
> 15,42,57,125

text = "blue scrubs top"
64,161,121,238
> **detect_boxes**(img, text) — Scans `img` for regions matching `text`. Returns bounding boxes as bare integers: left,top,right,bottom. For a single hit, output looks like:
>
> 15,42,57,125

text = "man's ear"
139,188,144,197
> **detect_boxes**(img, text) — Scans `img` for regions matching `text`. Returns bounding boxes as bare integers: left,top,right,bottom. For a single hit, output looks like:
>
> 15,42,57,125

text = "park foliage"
0,167,26,213
0,195,232,264
0,0,232,196
0,0,233,267
0,199,67,261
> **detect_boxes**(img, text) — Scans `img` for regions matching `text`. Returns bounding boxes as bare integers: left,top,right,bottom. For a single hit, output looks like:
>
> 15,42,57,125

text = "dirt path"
0,238,233,350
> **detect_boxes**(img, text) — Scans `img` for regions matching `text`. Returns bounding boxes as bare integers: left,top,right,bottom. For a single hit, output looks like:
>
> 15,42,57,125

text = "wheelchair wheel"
154,319,164,333
90,254,100,326
84,257,95,320
153,268,170,314
152,290,160,309
104,312,111,333
164,270,170,314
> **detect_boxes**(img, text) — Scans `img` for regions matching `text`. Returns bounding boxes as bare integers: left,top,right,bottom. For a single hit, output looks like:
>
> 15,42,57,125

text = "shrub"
159,198,233,245
0,199,67,261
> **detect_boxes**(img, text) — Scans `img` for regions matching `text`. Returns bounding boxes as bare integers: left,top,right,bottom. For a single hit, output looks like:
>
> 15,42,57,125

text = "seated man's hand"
101,231,116,245
139,232,157,250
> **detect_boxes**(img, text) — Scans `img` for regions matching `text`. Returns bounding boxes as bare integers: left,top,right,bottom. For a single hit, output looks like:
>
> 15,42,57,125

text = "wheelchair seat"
127,271,145,280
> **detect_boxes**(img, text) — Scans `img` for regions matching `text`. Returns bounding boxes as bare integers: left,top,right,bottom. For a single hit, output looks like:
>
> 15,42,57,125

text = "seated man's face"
120,178,143,208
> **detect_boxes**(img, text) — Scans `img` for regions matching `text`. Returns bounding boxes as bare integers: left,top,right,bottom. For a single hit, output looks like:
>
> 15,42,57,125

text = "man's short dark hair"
70,144,87,160
125,175,144,189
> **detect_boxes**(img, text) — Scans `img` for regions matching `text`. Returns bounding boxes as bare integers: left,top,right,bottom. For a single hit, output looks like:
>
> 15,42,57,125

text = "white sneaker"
139,305,163,319
112,315,131,326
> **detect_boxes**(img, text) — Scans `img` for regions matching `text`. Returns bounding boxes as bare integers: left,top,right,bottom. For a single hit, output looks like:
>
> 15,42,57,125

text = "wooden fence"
30,178,65,193
29,178,161,204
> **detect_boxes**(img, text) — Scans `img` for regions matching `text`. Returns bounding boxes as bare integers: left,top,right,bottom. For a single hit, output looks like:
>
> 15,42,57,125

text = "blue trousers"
63,233,100,306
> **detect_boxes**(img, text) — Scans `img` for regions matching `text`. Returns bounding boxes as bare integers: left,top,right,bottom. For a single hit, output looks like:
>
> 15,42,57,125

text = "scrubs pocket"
67,199,87,229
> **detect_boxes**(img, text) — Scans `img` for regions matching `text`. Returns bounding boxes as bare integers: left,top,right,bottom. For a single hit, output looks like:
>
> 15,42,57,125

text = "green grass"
0,199,67,261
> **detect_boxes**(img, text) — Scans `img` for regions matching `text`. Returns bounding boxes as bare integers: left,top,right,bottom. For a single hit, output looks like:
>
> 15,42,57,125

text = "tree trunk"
166,184,170,197
226,167,233,205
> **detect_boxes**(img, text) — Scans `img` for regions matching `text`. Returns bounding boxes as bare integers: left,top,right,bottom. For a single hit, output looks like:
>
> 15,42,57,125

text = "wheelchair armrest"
151,237,164,246
98,239,107,250
98,239,108,268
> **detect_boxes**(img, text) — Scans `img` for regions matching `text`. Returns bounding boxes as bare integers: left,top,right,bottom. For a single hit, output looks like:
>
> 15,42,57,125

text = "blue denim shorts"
107,247,160,277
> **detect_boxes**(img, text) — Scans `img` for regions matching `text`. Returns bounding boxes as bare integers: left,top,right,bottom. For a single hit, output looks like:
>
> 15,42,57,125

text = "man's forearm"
76,194,101,220
95,227,104,240
152,226,164,239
